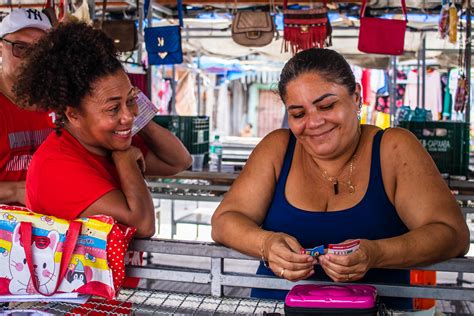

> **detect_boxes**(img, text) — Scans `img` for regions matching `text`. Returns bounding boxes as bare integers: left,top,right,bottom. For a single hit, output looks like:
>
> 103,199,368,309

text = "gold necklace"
315,130,361,195
319,156,356,195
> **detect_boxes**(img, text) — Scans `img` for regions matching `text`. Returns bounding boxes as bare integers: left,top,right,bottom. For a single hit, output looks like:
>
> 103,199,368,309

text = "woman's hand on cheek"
112,146,146,173
318,239,376,282
265,233,316,282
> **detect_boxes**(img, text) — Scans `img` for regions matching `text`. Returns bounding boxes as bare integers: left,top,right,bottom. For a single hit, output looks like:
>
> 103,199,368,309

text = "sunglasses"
1,38,30,59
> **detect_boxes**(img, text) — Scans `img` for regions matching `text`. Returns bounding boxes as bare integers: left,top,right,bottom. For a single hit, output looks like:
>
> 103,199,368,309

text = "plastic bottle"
209,135,223,172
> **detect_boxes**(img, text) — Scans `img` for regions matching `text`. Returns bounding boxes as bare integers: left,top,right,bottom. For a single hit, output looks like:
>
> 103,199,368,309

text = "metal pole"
417,45,421,108
390,56,397,127
146,0,153,101
465,2,472,124
171,64,177,114
421,34,426,109
197,51,202,115
137,0,144,64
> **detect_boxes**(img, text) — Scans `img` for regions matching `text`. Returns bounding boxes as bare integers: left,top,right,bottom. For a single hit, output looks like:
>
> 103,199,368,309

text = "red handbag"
358,0,407,55
283,0,332,54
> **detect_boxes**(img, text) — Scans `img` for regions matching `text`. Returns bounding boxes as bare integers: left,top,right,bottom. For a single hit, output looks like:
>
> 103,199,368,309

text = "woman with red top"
13,22,192,237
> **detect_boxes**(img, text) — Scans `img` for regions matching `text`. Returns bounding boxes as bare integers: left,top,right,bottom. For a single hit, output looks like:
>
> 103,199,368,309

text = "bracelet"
260,231,273,269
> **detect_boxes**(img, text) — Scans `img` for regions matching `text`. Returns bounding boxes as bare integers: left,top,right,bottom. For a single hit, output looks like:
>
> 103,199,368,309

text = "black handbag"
94,0,138,52
144,0,183,65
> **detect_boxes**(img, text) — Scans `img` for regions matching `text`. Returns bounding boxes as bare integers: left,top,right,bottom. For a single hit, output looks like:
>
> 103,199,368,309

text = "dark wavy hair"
278,48,356,103
13,22,123,128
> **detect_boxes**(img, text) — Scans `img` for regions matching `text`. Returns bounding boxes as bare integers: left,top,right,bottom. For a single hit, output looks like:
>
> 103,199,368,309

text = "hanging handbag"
232,11,275,47
438,4,449,39
358,0,407,55
0,205,135,299
282,0,332,54
94,0,138,52
144,0,183,65
448,3,458,44
454,75,468,113
454,20,468,113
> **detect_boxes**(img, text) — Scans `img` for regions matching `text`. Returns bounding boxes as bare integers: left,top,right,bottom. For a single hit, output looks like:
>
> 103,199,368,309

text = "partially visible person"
0,8,53,205
14,22,192,237
240,123,254,137
211,48,469,309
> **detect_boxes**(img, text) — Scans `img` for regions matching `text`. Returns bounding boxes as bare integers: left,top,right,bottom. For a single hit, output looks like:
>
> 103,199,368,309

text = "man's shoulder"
0,95,55,130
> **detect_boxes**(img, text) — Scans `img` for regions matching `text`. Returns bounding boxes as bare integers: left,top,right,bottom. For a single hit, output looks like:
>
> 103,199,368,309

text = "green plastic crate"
399,121,470,176
153,115,210,155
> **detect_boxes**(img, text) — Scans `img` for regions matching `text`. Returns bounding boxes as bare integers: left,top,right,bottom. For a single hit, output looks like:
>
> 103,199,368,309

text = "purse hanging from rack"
282,0,332,54
232,11,275,47
454,20,468,113
144,0,183,65
231,0,276,47
358,0,407,55
93,0,138,52
448,2,458,44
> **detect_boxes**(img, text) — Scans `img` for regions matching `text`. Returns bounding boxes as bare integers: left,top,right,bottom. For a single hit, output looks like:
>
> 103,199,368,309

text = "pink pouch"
285,284,378,315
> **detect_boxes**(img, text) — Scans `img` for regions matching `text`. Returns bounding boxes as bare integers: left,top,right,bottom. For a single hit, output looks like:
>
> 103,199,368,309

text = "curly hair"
13,22,123,126
278,48,356,104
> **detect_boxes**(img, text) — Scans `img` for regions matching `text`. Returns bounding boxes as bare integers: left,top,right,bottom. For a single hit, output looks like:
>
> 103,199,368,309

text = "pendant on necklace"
333,179,339,195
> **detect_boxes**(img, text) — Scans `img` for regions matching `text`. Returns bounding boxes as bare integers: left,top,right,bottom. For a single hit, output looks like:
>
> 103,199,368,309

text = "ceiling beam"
0,1,131,9
153,0,361,5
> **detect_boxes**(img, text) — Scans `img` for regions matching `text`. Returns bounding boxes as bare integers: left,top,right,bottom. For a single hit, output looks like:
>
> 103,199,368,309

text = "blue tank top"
251,129,412,309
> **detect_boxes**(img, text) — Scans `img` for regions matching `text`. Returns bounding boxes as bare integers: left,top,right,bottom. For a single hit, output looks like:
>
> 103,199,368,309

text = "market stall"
1,0,474,314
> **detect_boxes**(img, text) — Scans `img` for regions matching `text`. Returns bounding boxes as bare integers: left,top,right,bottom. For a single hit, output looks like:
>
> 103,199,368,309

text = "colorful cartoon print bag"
0,205,135,299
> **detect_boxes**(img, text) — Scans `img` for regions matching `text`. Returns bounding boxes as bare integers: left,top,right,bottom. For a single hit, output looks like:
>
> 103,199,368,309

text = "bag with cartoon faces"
0,205,135,299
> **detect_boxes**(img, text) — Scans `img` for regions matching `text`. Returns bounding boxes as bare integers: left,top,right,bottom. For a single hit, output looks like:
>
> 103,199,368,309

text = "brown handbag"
93,0,138,52
231,11,275,47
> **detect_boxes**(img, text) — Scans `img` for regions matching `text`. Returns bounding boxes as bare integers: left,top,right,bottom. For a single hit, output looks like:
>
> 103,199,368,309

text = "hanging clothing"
72,0,91,24
230,80,246,136
175,70,197,116
375,111,391,129
375,70,408,121
216,82,230,136
361,69,374,106
374,72,390,115
404,69,442,120
370,69,387,97
204,74,217,130
441,72,452,119
251,130,411,310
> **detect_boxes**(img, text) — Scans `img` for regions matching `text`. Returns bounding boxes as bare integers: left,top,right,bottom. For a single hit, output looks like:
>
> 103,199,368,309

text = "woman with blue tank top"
211,48,469,310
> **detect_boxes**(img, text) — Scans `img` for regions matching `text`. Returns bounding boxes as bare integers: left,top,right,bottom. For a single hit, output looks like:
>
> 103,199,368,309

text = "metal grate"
2,289,285,315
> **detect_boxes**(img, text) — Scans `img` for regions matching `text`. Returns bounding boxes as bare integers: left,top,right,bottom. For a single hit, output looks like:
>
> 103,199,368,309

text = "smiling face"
285,71,361,159
65,69,138,156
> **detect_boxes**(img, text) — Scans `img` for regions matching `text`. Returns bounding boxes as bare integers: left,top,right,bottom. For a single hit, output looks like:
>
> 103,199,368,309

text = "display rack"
146,172,474,240
126,239,474,304
5,289,284,315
